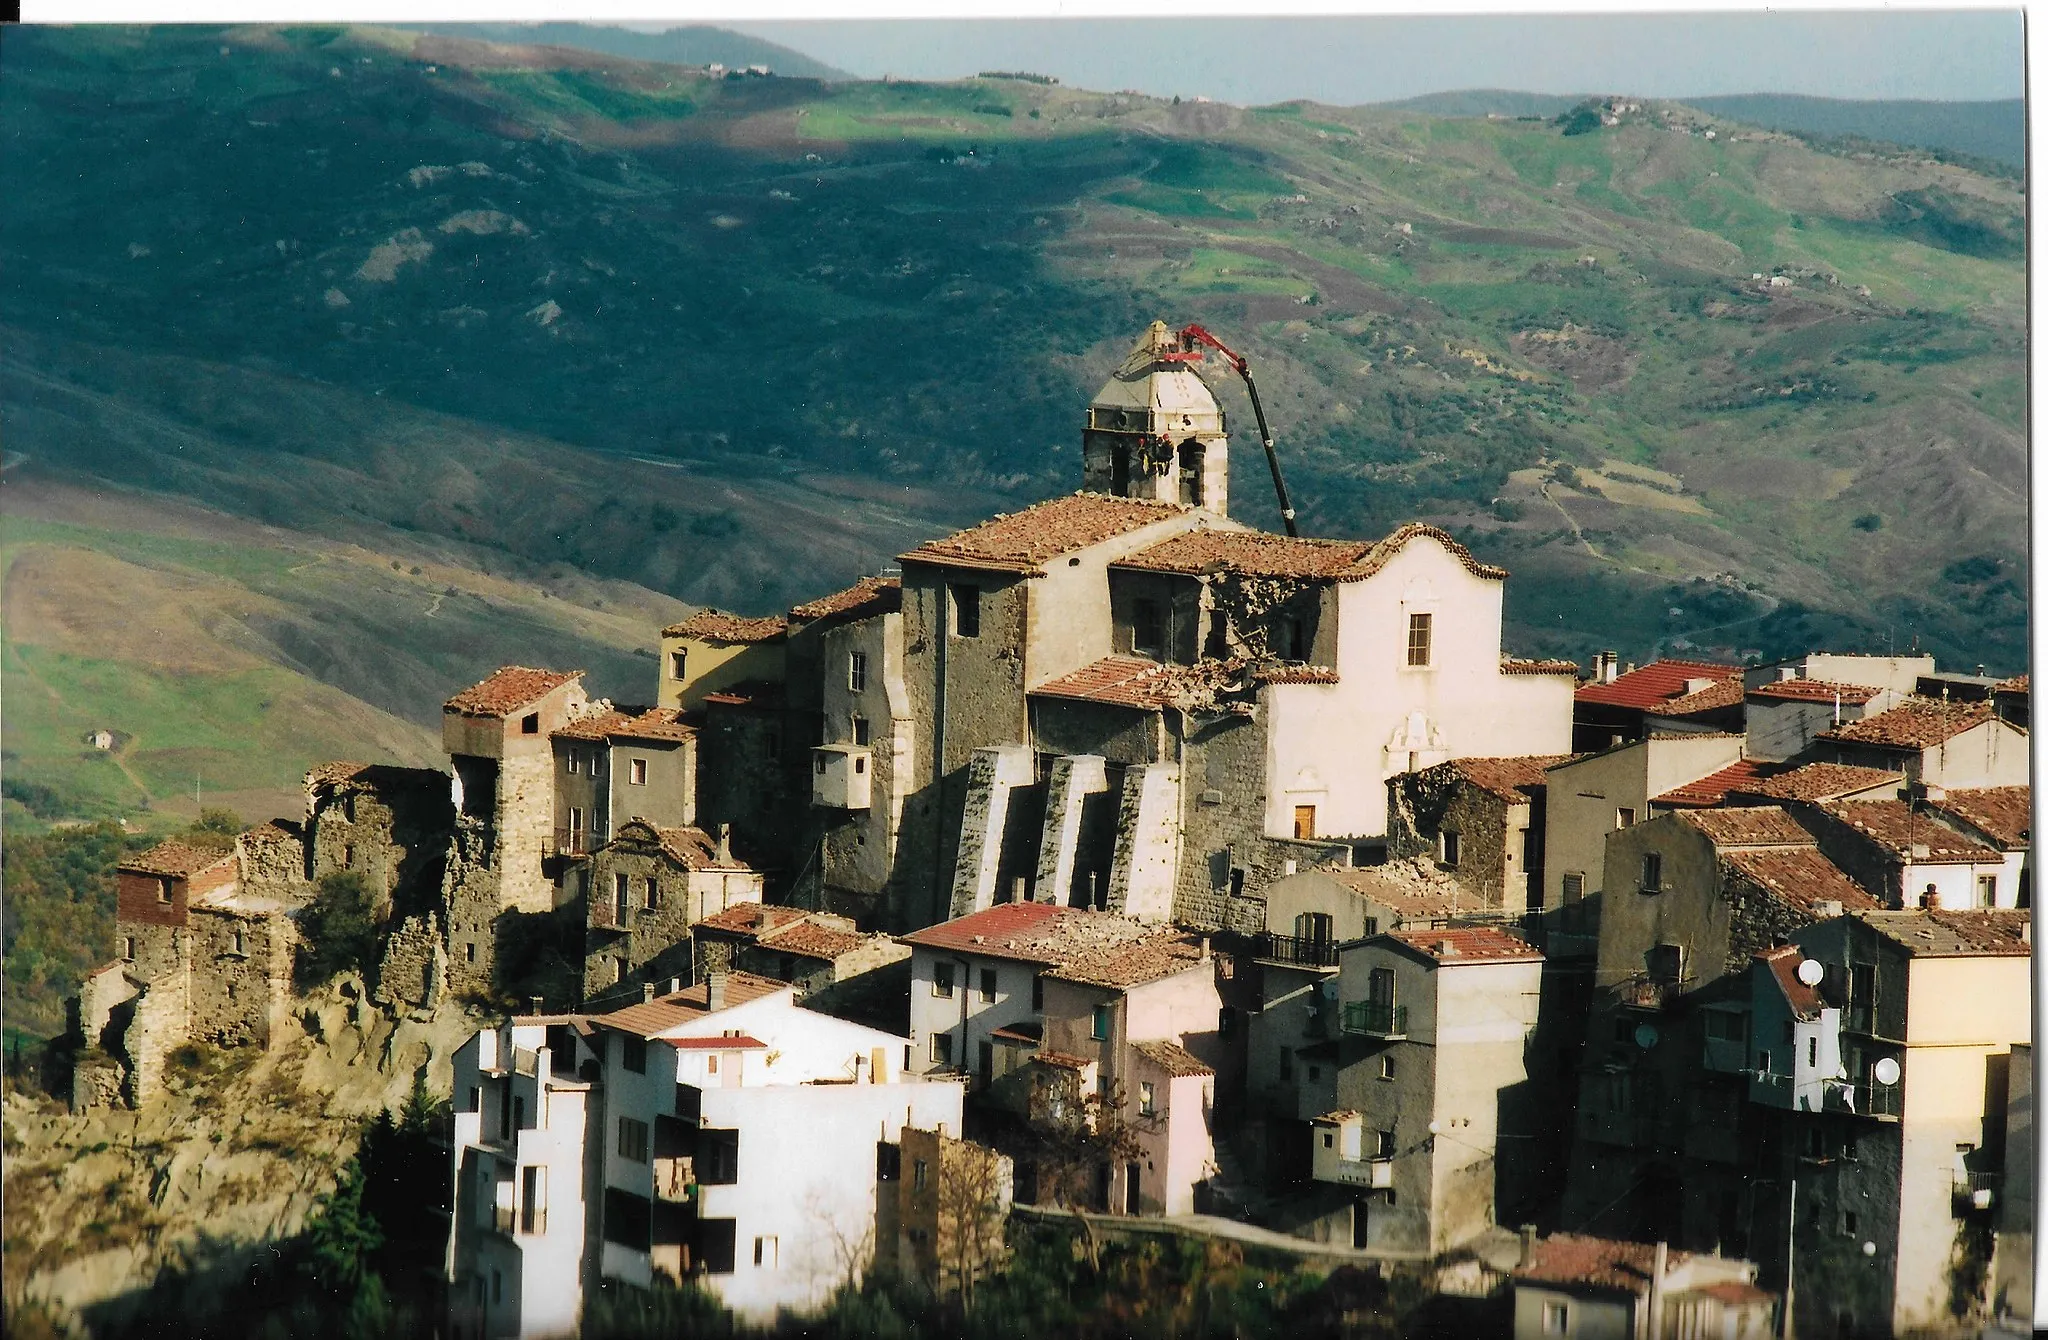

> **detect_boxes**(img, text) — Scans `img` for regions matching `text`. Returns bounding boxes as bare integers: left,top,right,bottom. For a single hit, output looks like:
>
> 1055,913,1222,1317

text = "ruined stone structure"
578,819,763,1004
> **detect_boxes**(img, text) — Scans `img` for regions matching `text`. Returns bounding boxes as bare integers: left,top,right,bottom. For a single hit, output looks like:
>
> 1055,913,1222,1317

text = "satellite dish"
1872,1057,1901,1086
1634,1023,1660,1050
1796,959,1825,986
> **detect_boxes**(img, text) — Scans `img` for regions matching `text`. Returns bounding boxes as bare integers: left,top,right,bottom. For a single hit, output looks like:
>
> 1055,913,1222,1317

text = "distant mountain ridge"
403,21,853,80
1382,89,2023,169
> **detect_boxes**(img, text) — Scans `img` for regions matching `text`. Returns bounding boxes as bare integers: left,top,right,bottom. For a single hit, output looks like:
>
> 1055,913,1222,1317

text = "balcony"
552,826,608,858
1317,1156,1395,1189
1257,933,1340,970
1954,1171,2001,1215
1342,1000,1408,1040
654,1155,698,1202
1823,1077,1902,1122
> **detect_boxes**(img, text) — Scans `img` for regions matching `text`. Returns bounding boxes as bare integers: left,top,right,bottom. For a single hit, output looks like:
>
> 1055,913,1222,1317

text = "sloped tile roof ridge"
1853,907,2031,956
1819,696,1994,748
1384,925,1542,963
1513,1234,1694,1292
1735,762,1905,803
1747,676,1880,704
1674,804,1813,849
1721,847,1879,913
1575,658,1742,709
1815,799,2002,863
1501,657,1582,676
1446,754,1583,802
899,492,1192,574
1648,677,1747,717
121,840,237,878
445,666,583,716
789,575,902,623
1131,1038,1214,1077
663,609,791,643
1654,759,1778,808
1926,786,2031,849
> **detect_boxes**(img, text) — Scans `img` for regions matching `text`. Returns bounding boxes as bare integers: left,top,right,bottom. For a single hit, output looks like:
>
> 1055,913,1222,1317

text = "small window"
950,583,981,638
1139,1081,1157,1116
614,872,630,922
569,805,584,837
1562,872,1585,902
1616,807,1637,829
932,963,955,998
1977,874,1998,907
1274,614,1306,661
930,1033,952,1066
466,942,476,963
1641,851,1663,893
855,756,866,774
1219,1006,1237,1039
521,713,540,735
754,1235,778,1268
622,1035,647,1073
1294,805,1317,840
816,755,829,775
1378,1055,1395,1081
521,1165,546,1235
1362,917,1379,938
1376,1129,1396,1159
1322,1131,1334,1150
644,877,660,910
1543,1301,1568,1336
1808,1036,1818,1068
231,927,246,955
567,751,581,775
852,715,870,746
1092,1004,1111,1041
1031,975,1044,1012
1406,612,1432,667
630,758,648,786
979,968,998,1003
157,877,174,904
848,651,868,693
1440,831,1460,868
877,1142,901,1182
706,1054,719,1075
122,936,136,960
493,1270,502,1304
670,649,687,681
1131,597,1164,658
617,1117,649,1162
913,1158,929,1192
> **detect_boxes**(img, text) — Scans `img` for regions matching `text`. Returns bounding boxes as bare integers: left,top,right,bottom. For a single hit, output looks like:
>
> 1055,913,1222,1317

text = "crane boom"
1176,323,1299,537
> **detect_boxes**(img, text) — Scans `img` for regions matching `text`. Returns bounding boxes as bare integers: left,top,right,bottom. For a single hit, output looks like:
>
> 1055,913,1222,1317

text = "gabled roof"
609,820,752,871
693,903,813,939
1131,1039,1214,1078
553,707,696,744
1434,755,1581,804
1381,926,1541,964
1030,655,1245,711
1575,659,1741,711
1654,759,1779,808
1032,1050,1096,1072
899,493,1190,575
1722,848,1879,914
592,971,792,1037
789,576,902,624
1047,927,1211,989
1113,522,1507,584
1734,762,1904,804
1747,678,1881,706
444,666,583,717
1675,806,1813,848
1819,697,1996,749
1853,908,2031,957
760,920,872,962
120,841,236,879
1756,945,1826,1020
1927,787,2030,850
1647,677,1747,718
899,902,1143,965
1513,1234,1693,1294
1817,800,2003,864
662,610,790,644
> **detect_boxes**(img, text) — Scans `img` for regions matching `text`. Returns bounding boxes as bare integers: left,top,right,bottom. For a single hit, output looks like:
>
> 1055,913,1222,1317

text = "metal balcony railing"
1341,1000,1408,1039
552,827,609,858
1257,933,1340,969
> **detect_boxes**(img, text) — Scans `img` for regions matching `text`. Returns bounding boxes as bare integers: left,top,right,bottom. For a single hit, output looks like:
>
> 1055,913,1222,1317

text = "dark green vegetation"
294,871,382,989
0,23,2026,819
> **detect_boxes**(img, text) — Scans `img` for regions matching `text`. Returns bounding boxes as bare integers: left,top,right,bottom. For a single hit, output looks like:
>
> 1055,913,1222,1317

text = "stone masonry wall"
377,912,448,1013
184,907,291,1049
493,750,558,914
1385,772,1515,909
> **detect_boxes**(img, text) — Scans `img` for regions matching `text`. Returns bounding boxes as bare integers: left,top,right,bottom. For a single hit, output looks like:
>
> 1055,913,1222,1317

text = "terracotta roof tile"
1575,659,1741,711
121,841,236,879
608,820,752,871
789,576,902,624
1502,658,1581,677
1514,1234,1692,1293
990,1020,1043,1044
1654,760,1780,808
554,707,696,744
900,493,1190,574
1820,697,1994,749
759,920,872,961
668,1035,767,1051
701,679,786,709
1735,763,1904,804
1676,806,1814,847
1747,678,1881,706
1382,926,1541,964
1817,800,2003,864
1114,522,1507,583
1854,908,2031,957
1722,848,1879,914
1440,755,1580,804
1049,927,1211,989
692,903,811,938
662,610,790,643
1320,865,1489,919
1927,787,2031,850
900,903,1172,976
1648,677,1747,717
1252,664,1341,685
1031,1050,1096,1071
1994,674,2029,695
592,970,791,1037
444,666,583,717
1756,945,1825,1019
1031,655,1247,710
1131,1039,1213,1078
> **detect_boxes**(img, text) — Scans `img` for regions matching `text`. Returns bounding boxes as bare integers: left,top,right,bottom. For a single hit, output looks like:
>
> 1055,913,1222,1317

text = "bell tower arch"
1082,321,1230,516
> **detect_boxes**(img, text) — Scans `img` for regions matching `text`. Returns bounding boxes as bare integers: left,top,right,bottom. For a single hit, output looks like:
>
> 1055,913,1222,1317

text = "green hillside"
403,21,854,80
0,24,2026,685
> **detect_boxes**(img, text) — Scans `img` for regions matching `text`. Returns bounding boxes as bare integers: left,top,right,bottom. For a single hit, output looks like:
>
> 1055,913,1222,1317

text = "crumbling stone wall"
442,825,504,999
1385,770,1517,909
696,703,804,874
122,972,188,1107
185,907,292,1049
307,766,453,920
237,821,311,900
1723,870,1835,980
492,750,558,914
377,912,448,1013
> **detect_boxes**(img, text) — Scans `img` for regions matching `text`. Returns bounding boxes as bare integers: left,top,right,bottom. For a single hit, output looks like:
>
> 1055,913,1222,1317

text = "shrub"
296,871,380,988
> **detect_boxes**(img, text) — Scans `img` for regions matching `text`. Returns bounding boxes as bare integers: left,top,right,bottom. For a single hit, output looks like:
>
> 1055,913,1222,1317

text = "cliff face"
3,974,480,1335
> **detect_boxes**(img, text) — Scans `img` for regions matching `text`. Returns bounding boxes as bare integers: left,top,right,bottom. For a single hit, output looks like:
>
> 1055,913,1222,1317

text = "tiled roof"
761,920,871,962
1928,787,2031,850
1820,697,1994,749
900,493,1190,575
610,820,752,871
1032,1050,1097,1071
1735,763,1904,804
1648,677,1747,718
1757,945,1825,1020
1575,659,1742,711
1855,908,2031,957
121,841,236,879
668,1035,767,1050
1048,927,1211,989
1320,866,1483,919
692,903,812,938
1676,806,1813,848
1501,658,1581,677
990,1020,1043,1044
592,970,791,1037
700,679,785,709
789,576,902,624
899,903,1166,971
1993,674,2029,695
1748,678,1881,706
1653,759,1778,808
662,610,790,643
1252,664,1341,685
1030,655,1245,710
1817,801,2002,864
554,707,696,744
444,666,582,717
1113,522,1507,583
1382,926,1541,964
1131,1039,1213,1078
1513,1234,1692,1294
1439,755,1579,804
1310,1109,1362,1124
1722,848,1879,914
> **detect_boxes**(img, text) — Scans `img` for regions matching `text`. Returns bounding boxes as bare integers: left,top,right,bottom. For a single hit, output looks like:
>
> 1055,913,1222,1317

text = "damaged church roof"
899,493,1193,575
1113,522,1507,583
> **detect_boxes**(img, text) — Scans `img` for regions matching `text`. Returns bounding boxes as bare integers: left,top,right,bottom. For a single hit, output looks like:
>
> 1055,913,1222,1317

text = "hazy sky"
727,12,2025,107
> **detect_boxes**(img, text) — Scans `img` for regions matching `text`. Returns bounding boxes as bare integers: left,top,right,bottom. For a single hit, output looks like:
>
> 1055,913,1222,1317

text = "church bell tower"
1082,321,1230,516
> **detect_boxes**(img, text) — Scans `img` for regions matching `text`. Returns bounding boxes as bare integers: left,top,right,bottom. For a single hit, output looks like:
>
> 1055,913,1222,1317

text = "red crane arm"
1171,324,1298,536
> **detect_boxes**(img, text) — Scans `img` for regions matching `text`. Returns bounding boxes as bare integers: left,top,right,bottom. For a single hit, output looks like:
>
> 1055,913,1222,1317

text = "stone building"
875,1125,1014,1300
579,819,762,1004
549,707,697,858
689,902,906,1000
1385,754,1577,914
305,760,453,917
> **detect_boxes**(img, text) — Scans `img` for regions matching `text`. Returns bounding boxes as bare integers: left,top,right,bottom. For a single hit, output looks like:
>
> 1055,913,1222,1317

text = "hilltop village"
65,324,2031,1340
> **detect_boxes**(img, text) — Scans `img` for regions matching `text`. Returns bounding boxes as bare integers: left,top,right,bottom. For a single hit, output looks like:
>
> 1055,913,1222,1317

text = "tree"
1022,1071,1144,1234
296,870,380,987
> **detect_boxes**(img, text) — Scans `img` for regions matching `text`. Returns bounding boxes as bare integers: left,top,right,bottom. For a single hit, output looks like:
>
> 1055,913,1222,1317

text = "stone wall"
123,971,189,1107
237,821,310,900
442,823,503,999
377,912,448,1012
184,907,292,1049
493,750,558,914
307,765,453,920
1386,770,1516,909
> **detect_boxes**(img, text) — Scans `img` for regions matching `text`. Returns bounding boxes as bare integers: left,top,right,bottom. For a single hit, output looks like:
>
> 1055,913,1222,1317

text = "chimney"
707,971,727,1012
1518,1224,1538,1269
528,995,544,1016
668,977,682,995
1199,935,1212,961
2023,921,2031,945
1816,899,1844,920
1683,677,1715,695
1593,651,1620,684
1647,1241,1668,1340
715,823,733,863
1437,939,1457,957
642,982,656,1004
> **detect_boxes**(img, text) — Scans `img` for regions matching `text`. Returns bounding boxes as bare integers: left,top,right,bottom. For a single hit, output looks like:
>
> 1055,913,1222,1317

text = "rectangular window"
1294,805,1317,840
1379,1055,1396,1081
567,751,581,775
614,872,630,924
1140,1081,1157,1116
932,963,955,998
1132,598,1164,658
754,1235,778,1268
931,1032,953,1066
630,758,648,786
622,1035,647,1074
1376,1129,1396,1159
979,968,998,1003
617,1117,649,1163
1440,831,1460,867
1406,612,1433,667
877,1142,901,1182
521,713,540,735
913,1158,929,1192
569,805,584,837
1031,975,1044,1012
123,936,136,959
1092,1004,1112,1041
1617,807,1637,829
950,583,981,638
1274,614,1306,661
1562,872,1585,902
520,1165,546,1235
670,649,687,681
1362,916,1379,938
644,877,660,910
851,715,870,746
1977,874,1998,906
158,877,173,903
1849,962,1877,1032
1368,966,1397,1009
1641,851,1663,893
231,928,246,955
1543,1301,1568,1336
848,651,868,693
